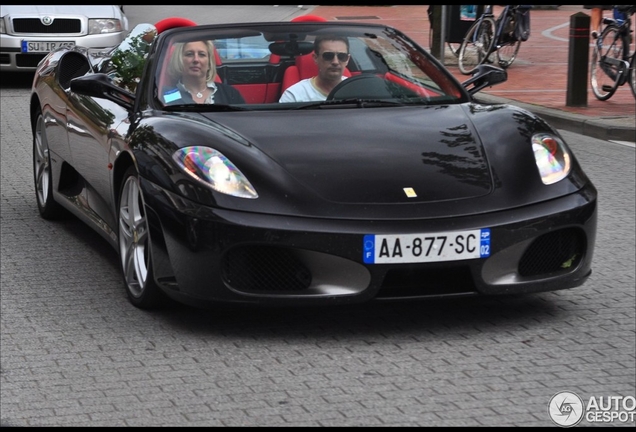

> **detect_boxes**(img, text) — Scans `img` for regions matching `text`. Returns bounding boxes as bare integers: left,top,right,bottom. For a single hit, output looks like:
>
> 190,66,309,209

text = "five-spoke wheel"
118,166,166,308
33,107,64,219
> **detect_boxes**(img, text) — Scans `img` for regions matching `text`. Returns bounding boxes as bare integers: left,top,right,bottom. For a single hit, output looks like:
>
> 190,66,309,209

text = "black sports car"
30,17,597,309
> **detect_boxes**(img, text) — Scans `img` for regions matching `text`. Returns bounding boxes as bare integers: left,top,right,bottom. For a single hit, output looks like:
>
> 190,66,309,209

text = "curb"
474,93,636,142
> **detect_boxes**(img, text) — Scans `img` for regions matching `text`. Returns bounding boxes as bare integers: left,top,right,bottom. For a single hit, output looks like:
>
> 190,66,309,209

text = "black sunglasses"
321,51,349,62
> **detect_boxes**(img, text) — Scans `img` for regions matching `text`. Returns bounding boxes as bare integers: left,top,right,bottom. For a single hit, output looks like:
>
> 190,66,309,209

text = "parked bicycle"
590,5,636,100
458,5,532,75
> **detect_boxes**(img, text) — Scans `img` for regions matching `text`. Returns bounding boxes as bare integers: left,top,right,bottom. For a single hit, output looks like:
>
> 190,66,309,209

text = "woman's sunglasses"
321,51,349,62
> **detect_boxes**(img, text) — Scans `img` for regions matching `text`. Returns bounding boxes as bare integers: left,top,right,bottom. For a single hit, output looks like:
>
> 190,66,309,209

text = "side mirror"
462,64,508,96
70,73,135,111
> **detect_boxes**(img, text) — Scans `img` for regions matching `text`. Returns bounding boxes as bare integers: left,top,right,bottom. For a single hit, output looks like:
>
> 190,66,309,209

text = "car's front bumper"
141,178,597,308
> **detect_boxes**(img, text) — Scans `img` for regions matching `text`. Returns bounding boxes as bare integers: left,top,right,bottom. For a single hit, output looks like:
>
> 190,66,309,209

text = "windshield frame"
146,21,471,111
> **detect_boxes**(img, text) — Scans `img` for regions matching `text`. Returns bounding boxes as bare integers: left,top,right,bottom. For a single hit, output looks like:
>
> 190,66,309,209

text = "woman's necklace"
187,85,206,99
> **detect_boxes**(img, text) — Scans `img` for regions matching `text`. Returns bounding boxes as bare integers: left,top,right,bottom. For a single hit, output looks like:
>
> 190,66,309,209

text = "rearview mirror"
70,73,135,111
462,64,508,96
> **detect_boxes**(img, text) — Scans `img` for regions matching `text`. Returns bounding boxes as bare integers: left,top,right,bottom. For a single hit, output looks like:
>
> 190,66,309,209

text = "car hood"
147,103,585,219
204,105,492,205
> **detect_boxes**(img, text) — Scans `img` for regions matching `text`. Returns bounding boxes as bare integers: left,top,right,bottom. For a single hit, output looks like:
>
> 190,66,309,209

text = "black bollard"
566,12,590,107
430,6,443,60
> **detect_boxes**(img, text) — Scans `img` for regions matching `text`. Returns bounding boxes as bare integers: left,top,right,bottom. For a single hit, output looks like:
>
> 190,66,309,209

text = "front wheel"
458,17,496,75
590,25,625,101
118,166,167,309
33,107,65,219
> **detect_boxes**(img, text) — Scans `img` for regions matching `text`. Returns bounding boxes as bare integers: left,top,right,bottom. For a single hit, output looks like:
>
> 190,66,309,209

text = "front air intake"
518,228,585,277
222,246,312,293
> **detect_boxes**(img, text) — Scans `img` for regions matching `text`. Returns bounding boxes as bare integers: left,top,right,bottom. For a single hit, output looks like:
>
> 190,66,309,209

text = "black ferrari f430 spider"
30,17,597,309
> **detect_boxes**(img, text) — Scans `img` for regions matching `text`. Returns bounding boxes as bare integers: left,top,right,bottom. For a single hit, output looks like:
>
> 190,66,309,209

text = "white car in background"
0,5,128,73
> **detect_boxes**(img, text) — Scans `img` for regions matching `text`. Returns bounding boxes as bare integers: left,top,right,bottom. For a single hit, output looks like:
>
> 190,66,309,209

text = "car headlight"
532,133,571,185
0,18,5,34
88,19,122,35
173,146,258,199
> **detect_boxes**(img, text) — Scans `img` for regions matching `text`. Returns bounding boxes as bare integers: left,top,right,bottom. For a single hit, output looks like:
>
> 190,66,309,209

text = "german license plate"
363,229,490,264
21,40,75,53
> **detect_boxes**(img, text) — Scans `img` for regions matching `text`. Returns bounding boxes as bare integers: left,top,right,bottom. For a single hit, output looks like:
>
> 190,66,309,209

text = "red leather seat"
290,14,327,23
282,54,315,93
154,17,197,34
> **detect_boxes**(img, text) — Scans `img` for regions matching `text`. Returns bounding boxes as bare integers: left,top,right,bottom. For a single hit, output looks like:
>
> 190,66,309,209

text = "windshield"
97,23,156,94
151,22,468,110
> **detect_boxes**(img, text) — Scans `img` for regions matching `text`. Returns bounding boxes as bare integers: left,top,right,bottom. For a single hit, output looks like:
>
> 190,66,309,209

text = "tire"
590,25,626,101
118,166,167,309
33,107,64,219
458,17,496,75
629,52,636,100
496,38,522,68
495,16,522,69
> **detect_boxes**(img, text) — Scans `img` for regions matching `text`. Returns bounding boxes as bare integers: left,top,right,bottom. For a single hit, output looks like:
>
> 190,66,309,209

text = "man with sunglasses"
279,35,350,102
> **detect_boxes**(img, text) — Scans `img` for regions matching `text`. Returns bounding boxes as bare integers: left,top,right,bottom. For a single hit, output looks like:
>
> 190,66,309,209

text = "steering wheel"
326,74,395,101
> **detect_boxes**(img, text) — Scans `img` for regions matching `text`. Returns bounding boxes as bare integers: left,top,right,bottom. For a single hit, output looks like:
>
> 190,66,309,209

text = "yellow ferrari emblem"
403,187,417,198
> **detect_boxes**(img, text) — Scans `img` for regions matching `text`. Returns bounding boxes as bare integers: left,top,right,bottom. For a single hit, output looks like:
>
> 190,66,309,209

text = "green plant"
109,27,155,93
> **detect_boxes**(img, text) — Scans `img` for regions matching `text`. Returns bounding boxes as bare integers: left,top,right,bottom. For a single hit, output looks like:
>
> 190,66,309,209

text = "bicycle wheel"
458,17,496,75
629,52,636,99
496,15,522,68
448,42,461,57
590,25,627,101
497,39,522,68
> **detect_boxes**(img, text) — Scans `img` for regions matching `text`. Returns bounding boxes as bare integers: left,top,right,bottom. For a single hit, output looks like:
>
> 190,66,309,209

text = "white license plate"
21,40,75,53
363,229,490,264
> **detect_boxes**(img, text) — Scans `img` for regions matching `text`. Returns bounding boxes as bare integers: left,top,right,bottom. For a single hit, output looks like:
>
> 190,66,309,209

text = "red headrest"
296,53,318,78
291,15,327,22
155,17,197,33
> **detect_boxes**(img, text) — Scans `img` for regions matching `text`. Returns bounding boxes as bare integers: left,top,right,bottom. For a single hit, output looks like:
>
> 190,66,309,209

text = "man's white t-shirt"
279,76,347,103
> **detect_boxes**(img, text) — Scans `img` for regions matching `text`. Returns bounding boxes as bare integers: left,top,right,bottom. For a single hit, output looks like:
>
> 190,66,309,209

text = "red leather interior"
290,15,327,22
384,72,441,98
154,15,357,104
154,17,197,33
234,83,282,104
